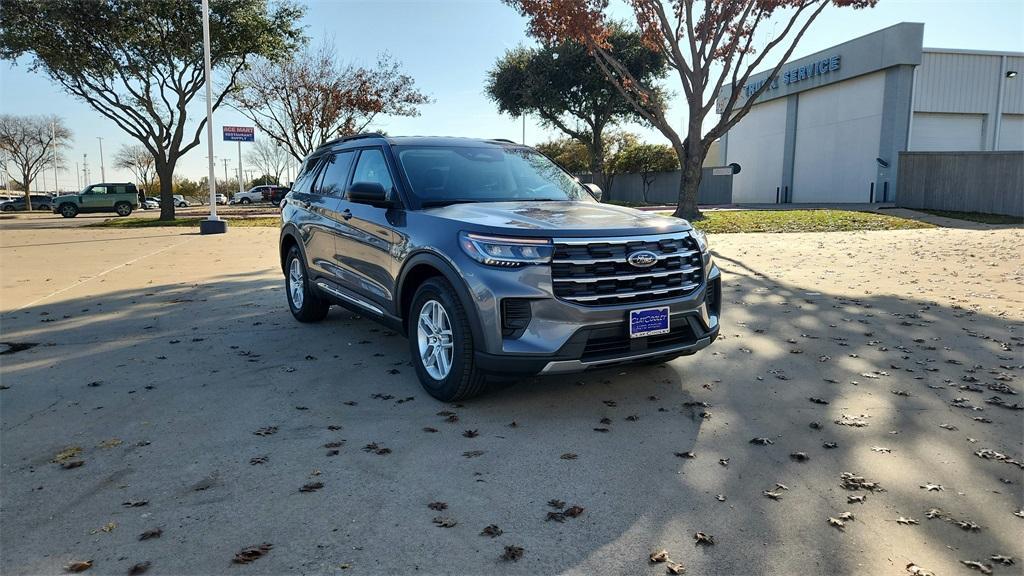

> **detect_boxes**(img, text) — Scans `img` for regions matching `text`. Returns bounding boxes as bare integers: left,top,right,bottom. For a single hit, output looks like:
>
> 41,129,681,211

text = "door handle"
341,209,353,220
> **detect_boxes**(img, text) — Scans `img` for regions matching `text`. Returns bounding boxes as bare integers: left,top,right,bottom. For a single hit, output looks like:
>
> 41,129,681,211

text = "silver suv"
279,134,721,400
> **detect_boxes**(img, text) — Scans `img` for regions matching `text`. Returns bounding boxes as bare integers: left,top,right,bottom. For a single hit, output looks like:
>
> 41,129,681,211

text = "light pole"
51,122,59,193
83,153,89,184
75,161,80,189
96,137,106,182
199,0,225,234
222,159,230,187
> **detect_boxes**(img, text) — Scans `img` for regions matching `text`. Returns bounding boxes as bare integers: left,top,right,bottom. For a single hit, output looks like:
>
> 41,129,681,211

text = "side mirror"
347,181,391,207
583,182,603,202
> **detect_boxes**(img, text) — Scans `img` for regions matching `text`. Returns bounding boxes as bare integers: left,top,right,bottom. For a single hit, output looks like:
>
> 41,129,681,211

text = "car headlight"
691,228,709,254
459,232,553,267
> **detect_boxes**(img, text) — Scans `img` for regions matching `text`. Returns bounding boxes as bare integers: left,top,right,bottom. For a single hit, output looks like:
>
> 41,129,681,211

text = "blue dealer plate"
629,306,670,338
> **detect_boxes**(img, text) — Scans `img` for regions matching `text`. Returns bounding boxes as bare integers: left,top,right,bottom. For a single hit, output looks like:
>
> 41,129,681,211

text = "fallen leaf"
919,483,944,492
666,560,686,574
90,522,116,535
299,482,323,493
989,555,1015,566
560,453,578,460
65,560,93,572
462,429,479,438
233,543,272,564
128,561,151,575
52,446,82,463
122,500,148,507
828,517,846,530
61,460,85,470
480,524,502,538
749,437,773,445
847,495,866,504
693,532,714,545
138,528,162,540
432,516,457,528
790,452,809,462
548,499,565,509
960,560,993,574
905,562,935,576
501,545,524,562
427,501,447,511
896,517,919,525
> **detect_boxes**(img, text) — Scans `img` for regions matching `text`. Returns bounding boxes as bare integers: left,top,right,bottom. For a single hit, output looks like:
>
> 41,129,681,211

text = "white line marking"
14,236,197,311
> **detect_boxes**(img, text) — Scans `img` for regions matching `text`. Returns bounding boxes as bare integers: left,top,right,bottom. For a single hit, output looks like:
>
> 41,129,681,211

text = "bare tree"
232,42,431,162
506,0,877,219
0,114,71,209
114,143,156,196
246,139,290,184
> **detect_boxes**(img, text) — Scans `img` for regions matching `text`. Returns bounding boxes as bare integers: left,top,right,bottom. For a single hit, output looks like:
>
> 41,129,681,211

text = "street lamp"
199,0,225,234
96,136,106,182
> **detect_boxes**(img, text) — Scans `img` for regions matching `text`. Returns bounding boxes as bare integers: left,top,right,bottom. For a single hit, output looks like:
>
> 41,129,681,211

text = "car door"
333,147,402,310
80,185,107,211
296,151,357,284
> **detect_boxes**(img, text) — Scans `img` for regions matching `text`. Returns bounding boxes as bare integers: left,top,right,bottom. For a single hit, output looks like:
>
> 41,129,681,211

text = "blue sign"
223,126,254,142
629,306,670,338
742,55,841,98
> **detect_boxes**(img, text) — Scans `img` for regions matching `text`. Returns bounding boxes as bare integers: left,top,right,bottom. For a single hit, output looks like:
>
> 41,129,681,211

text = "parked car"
1,194,53,212
231,185,289,204
142,198,160,210
215,193,228,205
52,183,139,218
279,134,720,401
268,186,290,205
172,195,190,208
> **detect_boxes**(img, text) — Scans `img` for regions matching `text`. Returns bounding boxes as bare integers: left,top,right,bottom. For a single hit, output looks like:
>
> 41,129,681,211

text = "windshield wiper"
419,199,482,207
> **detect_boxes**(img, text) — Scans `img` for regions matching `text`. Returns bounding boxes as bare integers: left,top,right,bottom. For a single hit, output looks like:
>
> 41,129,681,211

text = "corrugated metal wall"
914,52,1003,113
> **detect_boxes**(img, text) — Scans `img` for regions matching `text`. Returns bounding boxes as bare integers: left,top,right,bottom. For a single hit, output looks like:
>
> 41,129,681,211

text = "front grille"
551,234,703,305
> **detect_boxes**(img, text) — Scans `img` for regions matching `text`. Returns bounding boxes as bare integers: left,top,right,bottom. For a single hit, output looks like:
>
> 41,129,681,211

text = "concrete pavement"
1,222,1022,575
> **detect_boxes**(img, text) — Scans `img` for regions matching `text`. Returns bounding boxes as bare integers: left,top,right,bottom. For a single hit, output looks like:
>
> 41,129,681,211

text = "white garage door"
725,98,787,203
792,71,885,203
911,113,985,151
998,114,1024,151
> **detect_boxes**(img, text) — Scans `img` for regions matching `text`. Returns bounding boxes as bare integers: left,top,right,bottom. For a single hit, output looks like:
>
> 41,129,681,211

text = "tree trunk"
673,137,704,220
157,164,176,221
588,127,606,201
21,173,32,212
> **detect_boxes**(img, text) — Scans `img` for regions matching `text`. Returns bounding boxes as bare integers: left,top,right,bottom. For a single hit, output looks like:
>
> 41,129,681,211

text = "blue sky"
2,0,1022,191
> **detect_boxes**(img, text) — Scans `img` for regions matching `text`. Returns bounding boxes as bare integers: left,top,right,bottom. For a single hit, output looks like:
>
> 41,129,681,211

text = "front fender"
397,251,485,348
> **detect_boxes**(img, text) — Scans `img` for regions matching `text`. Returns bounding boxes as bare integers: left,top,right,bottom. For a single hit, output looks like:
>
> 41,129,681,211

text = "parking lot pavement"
1,222,1022,575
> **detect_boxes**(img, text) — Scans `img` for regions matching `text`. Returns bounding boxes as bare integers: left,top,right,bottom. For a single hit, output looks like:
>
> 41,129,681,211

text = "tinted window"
315,151,356,196
111,185,128,194
88,186,107,195
395,146,590,205
291,156,325,194
352,149,394,193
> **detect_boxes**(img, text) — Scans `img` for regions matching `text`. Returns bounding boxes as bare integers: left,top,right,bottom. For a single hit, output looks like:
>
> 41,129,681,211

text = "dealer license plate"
629,306,670,338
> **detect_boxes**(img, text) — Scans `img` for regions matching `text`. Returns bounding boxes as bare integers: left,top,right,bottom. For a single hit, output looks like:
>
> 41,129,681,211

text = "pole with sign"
223,126,253,197
198,0,225,234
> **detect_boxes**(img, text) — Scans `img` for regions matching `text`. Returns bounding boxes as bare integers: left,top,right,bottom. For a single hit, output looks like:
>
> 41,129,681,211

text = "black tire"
39,204,51,212
114,202,133,217
1,204,13,212
241,198,251,204
59,203,78,218
285,245,330,323
408,277,488,402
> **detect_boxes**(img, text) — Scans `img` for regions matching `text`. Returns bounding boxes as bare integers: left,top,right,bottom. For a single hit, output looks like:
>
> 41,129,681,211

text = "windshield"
395,146,593,206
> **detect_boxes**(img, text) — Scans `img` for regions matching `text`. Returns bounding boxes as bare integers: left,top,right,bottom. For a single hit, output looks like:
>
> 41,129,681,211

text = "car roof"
317,134,524,154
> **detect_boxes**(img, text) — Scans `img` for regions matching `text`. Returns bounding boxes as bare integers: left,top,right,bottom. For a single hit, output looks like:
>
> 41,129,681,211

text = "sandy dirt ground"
1,221,1022,575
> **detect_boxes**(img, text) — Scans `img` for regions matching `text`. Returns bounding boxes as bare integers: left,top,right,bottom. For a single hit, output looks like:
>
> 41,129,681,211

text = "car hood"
421,201,690,237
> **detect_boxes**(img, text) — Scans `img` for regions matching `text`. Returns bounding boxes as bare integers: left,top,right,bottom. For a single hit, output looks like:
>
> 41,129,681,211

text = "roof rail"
489,138,517,144
319,132,386,149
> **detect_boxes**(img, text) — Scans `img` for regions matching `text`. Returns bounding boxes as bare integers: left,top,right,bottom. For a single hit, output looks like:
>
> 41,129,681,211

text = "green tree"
250,174,279,187
486,26,666,192
173,176,202,201
612,143,679,204
535,138,590,173
0,0,304,220
506,0,878,219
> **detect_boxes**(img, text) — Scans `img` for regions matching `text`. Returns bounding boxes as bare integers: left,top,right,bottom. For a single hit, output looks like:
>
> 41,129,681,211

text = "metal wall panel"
914,52,1003,113
999,114,1024,150
1004,57,1024,115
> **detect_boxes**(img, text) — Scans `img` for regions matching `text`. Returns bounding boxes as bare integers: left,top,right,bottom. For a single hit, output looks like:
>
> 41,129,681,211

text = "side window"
315,151,356,196
291,156,326,194
352,149,394,194
111,185,128,194
89,186,107,195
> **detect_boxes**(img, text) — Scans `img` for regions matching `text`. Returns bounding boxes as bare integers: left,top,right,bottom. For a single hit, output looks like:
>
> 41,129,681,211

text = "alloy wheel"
417,299,454,380
288,257,304,309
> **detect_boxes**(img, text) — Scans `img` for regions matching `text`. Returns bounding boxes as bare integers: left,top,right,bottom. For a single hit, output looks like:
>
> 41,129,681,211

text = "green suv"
53,183,139,218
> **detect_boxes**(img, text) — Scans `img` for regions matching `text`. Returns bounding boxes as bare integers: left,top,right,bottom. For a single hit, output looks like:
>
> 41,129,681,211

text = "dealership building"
717,22,1024,204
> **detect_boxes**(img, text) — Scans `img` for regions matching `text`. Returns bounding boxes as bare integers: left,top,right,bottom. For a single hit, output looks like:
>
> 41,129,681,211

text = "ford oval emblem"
627,250,658,268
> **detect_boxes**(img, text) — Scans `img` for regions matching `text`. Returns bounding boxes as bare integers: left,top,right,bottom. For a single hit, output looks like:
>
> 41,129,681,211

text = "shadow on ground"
0,253,1021,575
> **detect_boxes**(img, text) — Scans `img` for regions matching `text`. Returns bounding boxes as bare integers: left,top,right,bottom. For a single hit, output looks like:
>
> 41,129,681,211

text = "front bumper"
470,262,722,376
